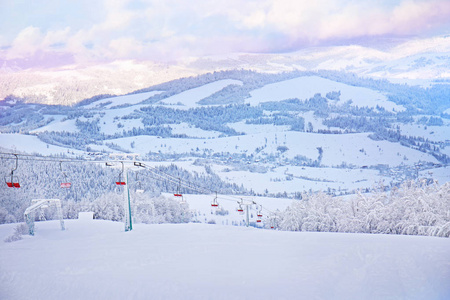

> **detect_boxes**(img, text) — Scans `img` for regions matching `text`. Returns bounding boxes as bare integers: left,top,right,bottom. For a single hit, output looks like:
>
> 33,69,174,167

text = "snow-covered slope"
103,132,438,167
1,220,449,300
0,133,83,155
83,91,163,109
246,76,405,112
159,79,242,109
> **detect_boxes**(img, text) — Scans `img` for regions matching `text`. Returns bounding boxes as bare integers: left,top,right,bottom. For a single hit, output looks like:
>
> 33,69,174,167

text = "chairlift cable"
1,153,276,215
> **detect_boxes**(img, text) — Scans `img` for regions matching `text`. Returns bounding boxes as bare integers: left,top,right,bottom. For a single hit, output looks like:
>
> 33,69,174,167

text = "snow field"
107,131,439,167
0,133,83,156
30,115,79,134
157,79,243,109
245,76,405,112
419,166,450,184
170,122,223,138
396,123,450,143
228,121,291,135
83,91,163,109
1,220,449,300
213,166,389,195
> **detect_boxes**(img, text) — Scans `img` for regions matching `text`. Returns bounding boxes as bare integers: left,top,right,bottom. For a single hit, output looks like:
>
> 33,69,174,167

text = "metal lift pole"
246,204,250,227
123,164,132,232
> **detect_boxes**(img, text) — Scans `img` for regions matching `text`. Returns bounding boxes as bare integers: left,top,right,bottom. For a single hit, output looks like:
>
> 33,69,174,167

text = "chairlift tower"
237,198,257,227
108,153,141,232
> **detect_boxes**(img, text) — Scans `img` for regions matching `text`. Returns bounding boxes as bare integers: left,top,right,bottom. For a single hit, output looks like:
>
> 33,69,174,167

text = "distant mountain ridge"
1,35,449,106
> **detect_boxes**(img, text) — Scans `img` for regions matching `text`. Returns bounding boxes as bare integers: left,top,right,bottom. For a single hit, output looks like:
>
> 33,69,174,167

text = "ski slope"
1,219,449,300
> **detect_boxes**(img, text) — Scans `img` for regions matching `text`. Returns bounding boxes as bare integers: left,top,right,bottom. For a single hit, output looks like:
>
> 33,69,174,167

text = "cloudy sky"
1,0,450,68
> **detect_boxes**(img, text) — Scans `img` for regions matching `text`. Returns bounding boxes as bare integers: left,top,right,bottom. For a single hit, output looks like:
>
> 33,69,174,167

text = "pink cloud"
1,0,449,68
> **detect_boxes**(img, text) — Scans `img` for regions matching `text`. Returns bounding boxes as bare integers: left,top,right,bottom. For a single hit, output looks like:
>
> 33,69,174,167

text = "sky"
1,0,450,68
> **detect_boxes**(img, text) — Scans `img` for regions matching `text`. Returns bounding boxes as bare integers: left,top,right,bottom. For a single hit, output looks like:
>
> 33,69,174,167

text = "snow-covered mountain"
1,36,449,105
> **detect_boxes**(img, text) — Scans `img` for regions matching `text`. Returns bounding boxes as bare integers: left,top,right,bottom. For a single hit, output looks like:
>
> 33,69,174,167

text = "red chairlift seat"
116,181,126,185
211,193,219,207
59,162,71,189
257,213,263,217
256,219,262,223
60,182,72,188
5,155,21,188
174,193,182,197
5,176,20,188
6,182,20,188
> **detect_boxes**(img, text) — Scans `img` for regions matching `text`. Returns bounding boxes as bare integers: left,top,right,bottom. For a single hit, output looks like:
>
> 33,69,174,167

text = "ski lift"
269,217,275,229
135,172,144,193
237,199,244,214
211,192,219,207
173,178,186,204
116,162,126,185
106,161,126,185
59,162,71,188
257,205,263,218
256,205,263,223
174,178,183,197
5,154,20,188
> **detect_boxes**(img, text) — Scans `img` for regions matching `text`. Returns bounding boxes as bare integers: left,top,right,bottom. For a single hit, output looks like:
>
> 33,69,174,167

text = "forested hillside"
1,70,449,219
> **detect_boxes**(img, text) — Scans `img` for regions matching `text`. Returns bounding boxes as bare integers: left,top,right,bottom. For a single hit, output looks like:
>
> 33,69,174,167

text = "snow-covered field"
0,133,83,156
213,166,390,195
245,76,405,112
1,219,449,300
396,123,450,143
30,116,79,134
105,131,439,167
83,91,163,109
158,79,242,109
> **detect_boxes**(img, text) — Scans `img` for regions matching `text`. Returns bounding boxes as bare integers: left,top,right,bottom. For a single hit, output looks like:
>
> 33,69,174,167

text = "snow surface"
1,220,449,300
170,123,223,138
83,91,163,109
228,121,290,135
0,133,83,156
97,105,146,135
419,166,450,184
213,166,390,195
158,79,243,109
30,116,79,134
396,123,450,143
245,76,405,112
107,132,439,167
